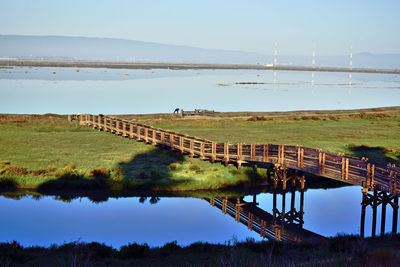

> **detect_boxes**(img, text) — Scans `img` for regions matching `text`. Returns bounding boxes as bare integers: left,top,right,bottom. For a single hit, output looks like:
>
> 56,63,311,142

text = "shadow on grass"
348,144,399,165
118,147,187,190
0,177,18,192
36,147,187,193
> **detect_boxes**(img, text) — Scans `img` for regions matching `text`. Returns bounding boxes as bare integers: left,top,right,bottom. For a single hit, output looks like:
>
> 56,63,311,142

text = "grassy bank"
0,114,267,191
1,234,399,266
0,107,399,191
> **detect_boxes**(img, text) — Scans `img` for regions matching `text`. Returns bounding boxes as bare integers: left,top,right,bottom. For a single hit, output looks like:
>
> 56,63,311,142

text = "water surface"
1,67,399,114
1,184,398,248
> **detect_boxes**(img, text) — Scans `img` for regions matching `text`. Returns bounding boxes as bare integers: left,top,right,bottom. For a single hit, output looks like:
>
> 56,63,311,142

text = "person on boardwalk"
173,108,180,114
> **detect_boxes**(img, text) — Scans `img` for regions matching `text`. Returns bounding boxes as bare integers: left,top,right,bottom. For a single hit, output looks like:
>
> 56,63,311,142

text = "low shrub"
0,241,31,264
47,165,57,172
86,242,116,259
187,242,219,253
31,169,47,176
169,163,177,171
162,240,181,251
150,170,160,179
55,164,83,180
189,164,200,171
88,168,110,178
247,116,267,122
138,172,148,179
120,243,150,259
329,116,339,121
310,116,320,120
0,166,28,176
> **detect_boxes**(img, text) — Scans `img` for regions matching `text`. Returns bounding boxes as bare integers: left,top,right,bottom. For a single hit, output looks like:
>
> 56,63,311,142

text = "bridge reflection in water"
206,174,399,243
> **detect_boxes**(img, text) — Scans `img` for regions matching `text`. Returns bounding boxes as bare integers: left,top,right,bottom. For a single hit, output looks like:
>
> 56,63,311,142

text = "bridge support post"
224,142,229,166
152,130,157,146
360,192,368,238
190,140,194,157
236,143,243,170
92,115,96,129
393,197,398,234
372,189,377,237
129,124,133,138
137,126,141,141
272,184,305,238
144,128,149,143
359,188,398,238
115,120,120,135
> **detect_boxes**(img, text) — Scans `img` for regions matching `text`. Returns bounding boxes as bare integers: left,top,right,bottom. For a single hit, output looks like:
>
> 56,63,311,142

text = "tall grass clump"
54,163,84,180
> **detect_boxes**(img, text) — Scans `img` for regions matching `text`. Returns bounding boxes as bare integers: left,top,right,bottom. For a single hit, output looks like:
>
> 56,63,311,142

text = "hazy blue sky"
1,0,399,55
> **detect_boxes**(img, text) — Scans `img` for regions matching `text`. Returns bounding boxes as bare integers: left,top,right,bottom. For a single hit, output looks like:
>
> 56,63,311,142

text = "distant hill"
0,35,271,64
0,35,399,68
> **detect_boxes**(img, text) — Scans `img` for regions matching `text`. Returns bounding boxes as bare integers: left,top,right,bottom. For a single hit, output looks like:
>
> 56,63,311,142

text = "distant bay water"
0,66,399,114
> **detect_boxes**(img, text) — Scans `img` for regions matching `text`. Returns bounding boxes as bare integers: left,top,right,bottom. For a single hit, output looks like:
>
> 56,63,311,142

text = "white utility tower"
312,47,316,87
349,45,353,86
273,43,277,89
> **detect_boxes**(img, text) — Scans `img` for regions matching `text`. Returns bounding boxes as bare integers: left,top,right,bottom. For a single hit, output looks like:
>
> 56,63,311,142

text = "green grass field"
0,114,266,190
0,107,399,191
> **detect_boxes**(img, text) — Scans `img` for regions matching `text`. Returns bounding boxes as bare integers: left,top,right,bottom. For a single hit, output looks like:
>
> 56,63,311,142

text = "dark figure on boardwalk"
173,108,180,114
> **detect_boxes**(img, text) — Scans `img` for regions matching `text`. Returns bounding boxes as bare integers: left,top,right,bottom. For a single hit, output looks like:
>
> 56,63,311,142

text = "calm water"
0,185,398,248
0,66,399,114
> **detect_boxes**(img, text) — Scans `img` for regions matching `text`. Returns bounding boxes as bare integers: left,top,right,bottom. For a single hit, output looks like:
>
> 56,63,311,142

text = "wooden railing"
73,114,400,197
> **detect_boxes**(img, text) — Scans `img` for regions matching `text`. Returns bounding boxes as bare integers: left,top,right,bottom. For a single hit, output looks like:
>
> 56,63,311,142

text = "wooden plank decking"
73,114,400,197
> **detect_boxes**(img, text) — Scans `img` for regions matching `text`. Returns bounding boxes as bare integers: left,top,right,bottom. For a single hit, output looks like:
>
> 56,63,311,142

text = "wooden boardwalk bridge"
73,114,400,198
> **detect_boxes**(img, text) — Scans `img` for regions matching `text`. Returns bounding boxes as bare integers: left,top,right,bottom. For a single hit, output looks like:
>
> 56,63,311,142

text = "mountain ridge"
1,35,399,68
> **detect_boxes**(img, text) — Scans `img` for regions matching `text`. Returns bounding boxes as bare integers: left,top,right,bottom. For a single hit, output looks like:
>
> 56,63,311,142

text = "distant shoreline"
1,59,400,74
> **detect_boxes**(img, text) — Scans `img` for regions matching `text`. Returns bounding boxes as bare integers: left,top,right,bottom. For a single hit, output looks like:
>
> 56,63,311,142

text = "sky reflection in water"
0,185,398,248
0,67,399,114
